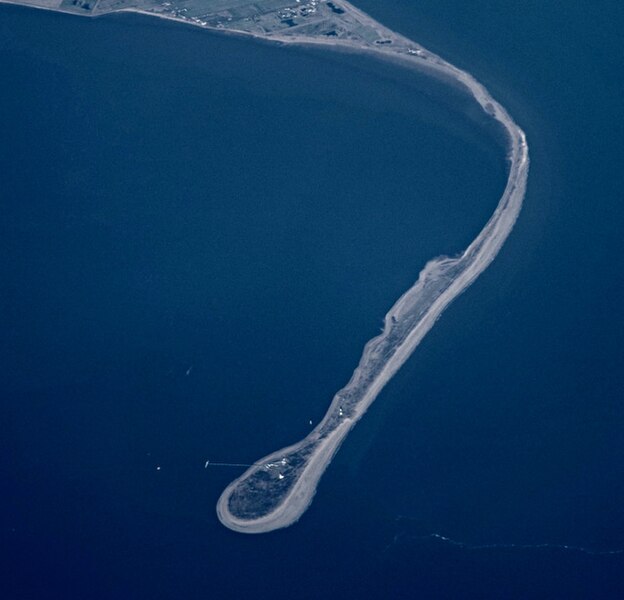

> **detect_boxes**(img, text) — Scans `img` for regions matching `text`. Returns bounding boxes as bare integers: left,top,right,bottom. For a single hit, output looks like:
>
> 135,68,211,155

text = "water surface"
1,2,622,598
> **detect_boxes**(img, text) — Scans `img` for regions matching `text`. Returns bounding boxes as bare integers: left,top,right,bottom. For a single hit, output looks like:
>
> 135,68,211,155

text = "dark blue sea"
1,2,623,598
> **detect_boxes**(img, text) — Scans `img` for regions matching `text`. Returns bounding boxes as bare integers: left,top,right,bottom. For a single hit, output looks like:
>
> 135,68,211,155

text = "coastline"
211,2,528,533
0,0,529,534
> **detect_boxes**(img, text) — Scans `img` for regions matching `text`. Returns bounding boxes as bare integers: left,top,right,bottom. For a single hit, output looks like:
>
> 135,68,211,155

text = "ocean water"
1,1,623,599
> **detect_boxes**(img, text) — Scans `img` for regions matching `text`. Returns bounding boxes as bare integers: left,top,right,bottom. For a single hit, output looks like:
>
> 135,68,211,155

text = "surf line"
214,3,529,534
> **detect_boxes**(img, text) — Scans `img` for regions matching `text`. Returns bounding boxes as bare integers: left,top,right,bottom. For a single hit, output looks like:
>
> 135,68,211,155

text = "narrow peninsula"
1,0,530,533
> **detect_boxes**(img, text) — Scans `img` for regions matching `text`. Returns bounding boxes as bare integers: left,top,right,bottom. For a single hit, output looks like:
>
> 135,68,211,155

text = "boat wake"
383,528,624,558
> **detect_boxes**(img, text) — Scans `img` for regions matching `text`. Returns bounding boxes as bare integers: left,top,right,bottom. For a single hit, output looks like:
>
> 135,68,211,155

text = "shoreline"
212,2,528,533
0,0,529,533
